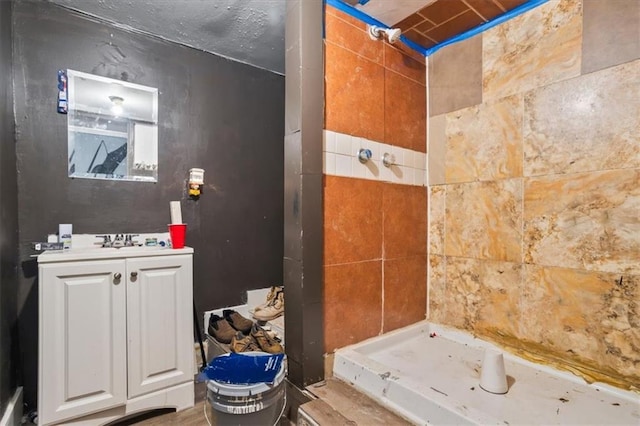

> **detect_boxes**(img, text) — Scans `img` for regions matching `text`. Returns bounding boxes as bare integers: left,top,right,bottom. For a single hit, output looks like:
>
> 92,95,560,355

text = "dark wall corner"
0,0,20,417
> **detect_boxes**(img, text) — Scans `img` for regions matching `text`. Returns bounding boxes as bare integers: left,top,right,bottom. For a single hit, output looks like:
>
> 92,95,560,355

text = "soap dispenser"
188,168,205,199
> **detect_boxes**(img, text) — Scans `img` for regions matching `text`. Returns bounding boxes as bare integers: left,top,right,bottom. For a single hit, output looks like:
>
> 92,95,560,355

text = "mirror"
67,70,158,182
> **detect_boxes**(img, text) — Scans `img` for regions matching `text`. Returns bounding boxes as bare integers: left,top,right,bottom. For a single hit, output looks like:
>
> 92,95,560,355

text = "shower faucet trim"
358,148,372,163
382,152,396,167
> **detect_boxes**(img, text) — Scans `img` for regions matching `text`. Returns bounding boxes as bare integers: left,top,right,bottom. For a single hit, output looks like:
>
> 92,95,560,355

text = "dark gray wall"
0,0,19,417
13,1,284,408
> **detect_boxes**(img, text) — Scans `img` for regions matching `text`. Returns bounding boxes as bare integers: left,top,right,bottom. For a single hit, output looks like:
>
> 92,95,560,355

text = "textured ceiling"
48,0,532,75
49,0,286,74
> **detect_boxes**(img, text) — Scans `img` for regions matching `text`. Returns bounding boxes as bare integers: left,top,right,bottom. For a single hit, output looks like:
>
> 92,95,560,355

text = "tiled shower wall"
428,0,639,389
323,6,427,353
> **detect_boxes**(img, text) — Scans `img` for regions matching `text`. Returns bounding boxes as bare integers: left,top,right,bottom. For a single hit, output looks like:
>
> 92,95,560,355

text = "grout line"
324,39,383,66
324,258,383,268
381,189,386,336
426,57,431,321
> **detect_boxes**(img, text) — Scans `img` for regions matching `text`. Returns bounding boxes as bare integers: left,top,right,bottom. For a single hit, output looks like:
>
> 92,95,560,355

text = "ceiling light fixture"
108,95,124,116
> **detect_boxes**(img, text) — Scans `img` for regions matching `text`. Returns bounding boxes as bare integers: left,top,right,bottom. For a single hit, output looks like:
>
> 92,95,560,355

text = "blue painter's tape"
325,0,549,57
423,0,549,56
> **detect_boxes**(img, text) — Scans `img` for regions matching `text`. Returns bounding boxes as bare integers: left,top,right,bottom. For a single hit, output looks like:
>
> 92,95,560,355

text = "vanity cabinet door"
126,254,194,398
39,260,127,426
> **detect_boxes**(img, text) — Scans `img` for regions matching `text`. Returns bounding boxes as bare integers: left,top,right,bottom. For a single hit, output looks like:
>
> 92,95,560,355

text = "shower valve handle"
357,148,372,163
382,152,396,167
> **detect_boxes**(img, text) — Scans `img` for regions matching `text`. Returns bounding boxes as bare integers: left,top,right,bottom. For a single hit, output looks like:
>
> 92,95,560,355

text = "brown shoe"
230,331,262,353
251,323,284,354
208,314,236,344
223,309,253,334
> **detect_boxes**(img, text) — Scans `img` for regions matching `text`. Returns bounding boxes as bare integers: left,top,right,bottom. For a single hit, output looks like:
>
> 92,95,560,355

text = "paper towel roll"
170,201,182,224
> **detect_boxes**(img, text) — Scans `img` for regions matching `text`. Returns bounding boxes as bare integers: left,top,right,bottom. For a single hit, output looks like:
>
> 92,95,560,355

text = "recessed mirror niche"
67,70,158,182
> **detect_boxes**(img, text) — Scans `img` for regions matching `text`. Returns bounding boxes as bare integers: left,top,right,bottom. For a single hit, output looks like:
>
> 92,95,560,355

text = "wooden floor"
117,400,209,426
113,382,210,426
301,378,410,425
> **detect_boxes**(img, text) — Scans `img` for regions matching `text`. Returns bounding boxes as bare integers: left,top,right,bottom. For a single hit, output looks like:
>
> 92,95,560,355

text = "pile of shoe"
230,324,283,354
252,285,284,321
207,309,283,354
208,309,253,344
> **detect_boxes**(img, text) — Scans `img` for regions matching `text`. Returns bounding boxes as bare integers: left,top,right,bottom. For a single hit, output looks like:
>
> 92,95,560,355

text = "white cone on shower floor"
479,349,508,394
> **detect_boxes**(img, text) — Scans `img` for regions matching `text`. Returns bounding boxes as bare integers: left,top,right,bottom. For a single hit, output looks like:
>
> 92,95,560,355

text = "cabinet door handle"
131,271,138,279
114,272,122,281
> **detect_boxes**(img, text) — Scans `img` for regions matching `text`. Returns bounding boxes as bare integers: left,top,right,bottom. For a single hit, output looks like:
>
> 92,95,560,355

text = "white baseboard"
0,387,23,426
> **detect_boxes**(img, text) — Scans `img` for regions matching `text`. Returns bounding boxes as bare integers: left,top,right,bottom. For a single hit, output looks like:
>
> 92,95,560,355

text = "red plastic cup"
168,224,187,249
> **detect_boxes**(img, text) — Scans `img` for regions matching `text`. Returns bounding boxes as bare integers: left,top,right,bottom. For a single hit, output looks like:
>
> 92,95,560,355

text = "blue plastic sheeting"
199,352,285,385
325,0,549,57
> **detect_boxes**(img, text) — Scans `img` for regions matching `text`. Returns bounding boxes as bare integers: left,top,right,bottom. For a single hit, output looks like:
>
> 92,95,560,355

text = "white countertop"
38,246,193,263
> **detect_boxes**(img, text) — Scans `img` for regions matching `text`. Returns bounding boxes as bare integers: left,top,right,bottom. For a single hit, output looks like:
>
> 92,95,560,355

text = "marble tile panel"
383,182,428,259
524,60,640,177
582,0,640,75
384,70,427,153
383,255,428,332
444,257,522,337
521,265,640,384
429,185,445,255
445,179,523,262
429,35,483,117
428,113,446,185
324,176,383,265
445,94,523,183
384,43,426,85
524,169,640,274
324,42,385,142
325,6,383,64
324,260,383,352
482,0,582,100
428,254,447,324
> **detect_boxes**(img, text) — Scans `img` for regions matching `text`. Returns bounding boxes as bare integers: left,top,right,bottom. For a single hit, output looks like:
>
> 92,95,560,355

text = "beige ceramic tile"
429,35,483,116
445,179,523,262
521,265,640,383
582,0,640,75
524,169,640,274
428,254,446,324
445,94,524,183
483,0,582,100
524,60,640,176
428,114,446,185
429,185,445,255
444,257,522,337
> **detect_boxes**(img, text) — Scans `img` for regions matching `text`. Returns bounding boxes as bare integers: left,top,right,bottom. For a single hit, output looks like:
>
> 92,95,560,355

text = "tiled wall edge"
323,130,428,187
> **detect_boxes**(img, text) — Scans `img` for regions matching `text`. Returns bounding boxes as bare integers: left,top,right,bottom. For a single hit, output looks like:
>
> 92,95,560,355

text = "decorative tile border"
323,130,427,187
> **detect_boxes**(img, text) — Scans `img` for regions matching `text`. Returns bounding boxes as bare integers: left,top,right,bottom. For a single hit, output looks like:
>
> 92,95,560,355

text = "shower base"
333,321,639,425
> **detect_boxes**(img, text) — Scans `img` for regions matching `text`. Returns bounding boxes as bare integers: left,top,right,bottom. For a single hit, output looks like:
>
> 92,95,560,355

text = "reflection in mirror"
67,70,158,182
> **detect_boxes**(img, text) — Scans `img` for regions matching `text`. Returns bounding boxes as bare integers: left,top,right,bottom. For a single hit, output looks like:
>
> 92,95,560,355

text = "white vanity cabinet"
38,247,194,426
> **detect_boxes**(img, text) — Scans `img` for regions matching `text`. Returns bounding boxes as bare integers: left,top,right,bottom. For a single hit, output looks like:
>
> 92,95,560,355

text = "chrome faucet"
112,234,125,248
96,234,140,248
97,235,113,248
